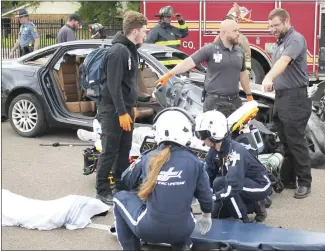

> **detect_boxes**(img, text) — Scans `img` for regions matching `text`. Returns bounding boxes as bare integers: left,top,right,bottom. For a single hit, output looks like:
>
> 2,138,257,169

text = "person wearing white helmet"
112,107,213,250
195,110,271,223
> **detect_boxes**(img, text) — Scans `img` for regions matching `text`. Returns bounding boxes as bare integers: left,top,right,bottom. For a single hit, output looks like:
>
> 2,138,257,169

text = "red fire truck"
141,1,324,85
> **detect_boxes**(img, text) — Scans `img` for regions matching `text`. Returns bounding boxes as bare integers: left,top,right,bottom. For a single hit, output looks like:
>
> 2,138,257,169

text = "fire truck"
141,1,325,85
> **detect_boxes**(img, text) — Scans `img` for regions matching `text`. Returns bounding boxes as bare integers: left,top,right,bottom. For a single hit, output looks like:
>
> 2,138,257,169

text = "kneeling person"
113,108,213,250
195,110,272,223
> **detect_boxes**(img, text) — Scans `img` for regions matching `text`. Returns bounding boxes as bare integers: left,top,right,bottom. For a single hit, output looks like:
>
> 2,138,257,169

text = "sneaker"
96,193,114,205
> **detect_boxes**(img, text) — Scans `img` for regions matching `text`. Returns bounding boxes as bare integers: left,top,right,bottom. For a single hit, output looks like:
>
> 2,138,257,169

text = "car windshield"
150,51,206,80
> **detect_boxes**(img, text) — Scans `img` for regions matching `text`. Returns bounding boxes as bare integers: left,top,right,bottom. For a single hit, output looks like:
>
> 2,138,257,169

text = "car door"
39,42,105,123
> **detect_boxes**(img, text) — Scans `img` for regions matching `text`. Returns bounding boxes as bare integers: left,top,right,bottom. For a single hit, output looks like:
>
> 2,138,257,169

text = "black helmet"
158,6,173,17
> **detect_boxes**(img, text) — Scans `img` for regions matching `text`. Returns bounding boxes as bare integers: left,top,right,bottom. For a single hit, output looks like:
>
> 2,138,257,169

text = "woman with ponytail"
112,108,213,251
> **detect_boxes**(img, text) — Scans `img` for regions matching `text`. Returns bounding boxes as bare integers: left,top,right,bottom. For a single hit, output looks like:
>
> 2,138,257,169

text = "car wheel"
251,58,265,85
305,113,325,169
9,93,48,137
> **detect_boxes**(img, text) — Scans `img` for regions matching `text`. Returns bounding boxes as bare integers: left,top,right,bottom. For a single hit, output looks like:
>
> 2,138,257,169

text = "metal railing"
1,18,122,59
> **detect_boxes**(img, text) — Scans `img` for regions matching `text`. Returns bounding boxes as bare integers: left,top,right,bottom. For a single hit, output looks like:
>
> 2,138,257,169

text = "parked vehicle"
141,1,325,85
1,40,324,168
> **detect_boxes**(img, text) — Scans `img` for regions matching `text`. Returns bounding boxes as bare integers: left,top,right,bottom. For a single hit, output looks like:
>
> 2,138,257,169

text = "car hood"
2,59,22,69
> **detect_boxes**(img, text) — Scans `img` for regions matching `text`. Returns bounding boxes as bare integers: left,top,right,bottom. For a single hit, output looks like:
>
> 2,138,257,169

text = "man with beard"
95,11,148,205
155,19,253,114
56,13,82,43
262,8,312,199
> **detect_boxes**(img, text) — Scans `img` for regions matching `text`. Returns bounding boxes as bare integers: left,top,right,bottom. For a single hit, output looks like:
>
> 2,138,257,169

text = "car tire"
305,112,325,169
9,93,48,137
251,58,265,85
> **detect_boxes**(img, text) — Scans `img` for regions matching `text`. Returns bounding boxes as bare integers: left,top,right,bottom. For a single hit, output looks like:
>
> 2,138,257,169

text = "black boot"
265,196,272,208
254,200,267,222
96,190,114,205
241,217,256,223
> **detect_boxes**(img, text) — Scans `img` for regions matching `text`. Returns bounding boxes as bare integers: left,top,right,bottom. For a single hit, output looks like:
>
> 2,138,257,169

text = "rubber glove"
119,113,133,131
246,94,254,102
133,107,137,122
197,212,212,235
155,72,173,87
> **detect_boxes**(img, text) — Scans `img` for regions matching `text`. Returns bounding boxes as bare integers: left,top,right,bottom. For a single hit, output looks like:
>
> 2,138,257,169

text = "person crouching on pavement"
95,11,147,205
195,110,272,223
113,108,213,250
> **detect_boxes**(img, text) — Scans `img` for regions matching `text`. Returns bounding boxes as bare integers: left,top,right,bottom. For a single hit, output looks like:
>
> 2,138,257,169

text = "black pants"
203,95,242,117
273,87,312,187
96,103,134,197
20,46,33,56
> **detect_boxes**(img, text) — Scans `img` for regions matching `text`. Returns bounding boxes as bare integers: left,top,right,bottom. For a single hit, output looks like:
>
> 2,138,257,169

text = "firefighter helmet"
158,6,174,17
88,23,103,35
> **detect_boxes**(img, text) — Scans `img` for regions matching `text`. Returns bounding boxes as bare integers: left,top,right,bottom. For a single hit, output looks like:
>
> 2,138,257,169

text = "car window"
23,49,57,66
53,46,98,70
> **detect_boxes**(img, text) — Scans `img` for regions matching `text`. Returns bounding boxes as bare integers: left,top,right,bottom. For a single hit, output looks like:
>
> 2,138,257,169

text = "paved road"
2,121,325,250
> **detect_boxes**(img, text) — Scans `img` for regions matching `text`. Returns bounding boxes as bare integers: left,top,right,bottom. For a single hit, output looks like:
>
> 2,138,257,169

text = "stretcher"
190,219,325,251
108,218,325,251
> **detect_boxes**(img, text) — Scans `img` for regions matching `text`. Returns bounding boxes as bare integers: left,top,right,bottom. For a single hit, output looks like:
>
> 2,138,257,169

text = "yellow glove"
246,94,254,102
155,72,173,87
119,113,133,131
133,107,137,122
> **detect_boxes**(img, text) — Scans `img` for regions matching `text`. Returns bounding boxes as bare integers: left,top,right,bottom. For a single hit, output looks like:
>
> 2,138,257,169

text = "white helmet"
152,107,195,147
194,110,229,143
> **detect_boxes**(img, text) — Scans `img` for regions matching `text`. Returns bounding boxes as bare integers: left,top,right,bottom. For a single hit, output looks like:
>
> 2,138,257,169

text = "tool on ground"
40,142,93,147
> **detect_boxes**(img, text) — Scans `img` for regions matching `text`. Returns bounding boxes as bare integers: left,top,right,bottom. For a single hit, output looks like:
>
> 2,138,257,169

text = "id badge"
213,53,222,63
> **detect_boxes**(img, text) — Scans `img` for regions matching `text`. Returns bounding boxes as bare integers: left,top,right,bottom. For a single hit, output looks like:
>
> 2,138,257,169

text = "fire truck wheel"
251,58,265,85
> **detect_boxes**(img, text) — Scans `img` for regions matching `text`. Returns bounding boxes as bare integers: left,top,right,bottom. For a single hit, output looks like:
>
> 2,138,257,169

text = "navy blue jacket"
122,144,213,220
205,138,269,200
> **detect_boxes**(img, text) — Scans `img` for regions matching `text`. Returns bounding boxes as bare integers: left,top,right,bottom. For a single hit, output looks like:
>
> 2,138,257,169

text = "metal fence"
1,18,123,59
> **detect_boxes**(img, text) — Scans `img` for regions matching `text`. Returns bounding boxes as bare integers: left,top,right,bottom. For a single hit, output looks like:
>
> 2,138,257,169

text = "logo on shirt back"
157,167,185,186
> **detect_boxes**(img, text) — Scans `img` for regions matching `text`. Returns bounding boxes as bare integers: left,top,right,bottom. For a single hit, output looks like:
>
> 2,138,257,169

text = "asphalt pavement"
1,120,325,250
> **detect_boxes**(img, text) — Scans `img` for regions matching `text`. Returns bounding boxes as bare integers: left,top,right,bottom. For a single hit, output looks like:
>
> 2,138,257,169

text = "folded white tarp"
2,189,110,230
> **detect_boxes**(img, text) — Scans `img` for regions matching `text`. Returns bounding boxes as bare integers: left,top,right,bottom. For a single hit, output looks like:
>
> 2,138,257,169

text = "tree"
76,1,140,25
1,1,40,14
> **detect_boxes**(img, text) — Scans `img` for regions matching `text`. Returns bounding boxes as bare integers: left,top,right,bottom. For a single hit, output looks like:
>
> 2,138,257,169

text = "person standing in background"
146,5,188,49
262,8,312,199
9,9,39,57
56,13,82,44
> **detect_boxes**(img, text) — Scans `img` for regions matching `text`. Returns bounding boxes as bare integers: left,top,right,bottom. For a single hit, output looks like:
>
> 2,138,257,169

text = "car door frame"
38,42,107,126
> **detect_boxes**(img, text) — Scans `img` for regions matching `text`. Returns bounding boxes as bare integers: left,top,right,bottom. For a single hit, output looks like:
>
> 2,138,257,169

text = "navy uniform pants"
113,191,196,250
212,176,272,219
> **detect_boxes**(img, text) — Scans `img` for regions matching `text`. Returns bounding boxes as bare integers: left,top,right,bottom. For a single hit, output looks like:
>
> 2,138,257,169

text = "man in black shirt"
95,11,148,205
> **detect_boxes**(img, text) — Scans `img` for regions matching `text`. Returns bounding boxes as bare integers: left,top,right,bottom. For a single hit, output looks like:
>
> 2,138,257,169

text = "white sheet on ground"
2,189,110,230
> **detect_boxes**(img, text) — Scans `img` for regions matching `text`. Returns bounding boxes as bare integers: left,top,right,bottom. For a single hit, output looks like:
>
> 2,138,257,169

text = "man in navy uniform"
195,110,272,223
10,9,39,57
